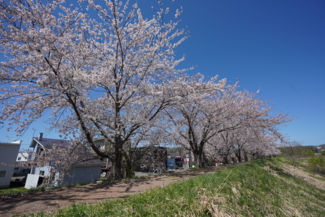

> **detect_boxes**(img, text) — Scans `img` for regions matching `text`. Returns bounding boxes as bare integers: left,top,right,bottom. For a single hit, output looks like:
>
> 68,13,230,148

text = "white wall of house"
29,143,43,161
34,166,52,177
17,152,28,162
0,141,21,188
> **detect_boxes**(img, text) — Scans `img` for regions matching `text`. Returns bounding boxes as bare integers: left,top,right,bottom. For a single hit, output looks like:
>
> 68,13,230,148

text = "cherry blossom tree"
164,84,240,168
166,85,294,168
0,0,227,178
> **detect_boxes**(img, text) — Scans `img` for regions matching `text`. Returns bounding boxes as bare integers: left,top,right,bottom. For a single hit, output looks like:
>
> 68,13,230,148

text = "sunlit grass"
18,158,325,216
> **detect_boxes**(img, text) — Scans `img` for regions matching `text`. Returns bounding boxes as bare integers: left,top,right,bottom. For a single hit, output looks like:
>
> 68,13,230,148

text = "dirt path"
0,162,250,217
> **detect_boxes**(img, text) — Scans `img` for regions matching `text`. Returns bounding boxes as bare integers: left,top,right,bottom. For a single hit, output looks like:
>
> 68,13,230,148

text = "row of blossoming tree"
0,0,294,181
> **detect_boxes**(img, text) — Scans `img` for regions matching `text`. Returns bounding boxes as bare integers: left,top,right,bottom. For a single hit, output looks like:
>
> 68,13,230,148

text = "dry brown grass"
280,163,325,191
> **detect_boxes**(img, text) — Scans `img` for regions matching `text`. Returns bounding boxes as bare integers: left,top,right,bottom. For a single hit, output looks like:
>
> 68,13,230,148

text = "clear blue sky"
0,0,324,149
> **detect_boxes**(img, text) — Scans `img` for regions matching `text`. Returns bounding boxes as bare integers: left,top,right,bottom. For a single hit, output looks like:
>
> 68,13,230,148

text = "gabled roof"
30,137,70,149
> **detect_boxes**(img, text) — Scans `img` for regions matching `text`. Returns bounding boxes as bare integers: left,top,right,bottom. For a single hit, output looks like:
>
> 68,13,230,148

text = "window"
0,171,6,178
18,157,21,161
39,171,45,176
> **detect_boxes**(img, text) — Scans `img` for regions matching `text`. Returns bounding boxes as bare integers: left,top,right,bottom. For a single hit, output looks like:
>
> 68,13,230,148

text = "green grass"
0,182,46,197
0,181,94,197
17,158,325,216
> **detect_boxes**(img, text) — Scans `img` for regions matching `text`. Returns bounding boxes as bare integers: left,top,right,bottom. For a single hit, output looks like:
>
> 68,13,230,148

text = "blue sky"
0,0,324,149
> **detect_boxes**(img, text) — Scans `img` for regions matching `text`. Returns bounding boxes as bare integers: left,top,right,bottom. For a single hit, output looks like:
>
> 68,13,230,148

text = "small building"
58,159,103,186
0,141,22,188
25,133,103,188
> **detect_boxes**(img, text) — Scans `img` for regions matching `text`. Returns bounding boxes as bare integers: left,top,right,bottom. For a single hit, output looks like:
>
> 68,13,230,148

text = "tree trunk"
223,156,229,164
243,152,248,161
238,150,242,162
125,158,133,178
194,153,200,168
115,144,123,179
193,151,204,168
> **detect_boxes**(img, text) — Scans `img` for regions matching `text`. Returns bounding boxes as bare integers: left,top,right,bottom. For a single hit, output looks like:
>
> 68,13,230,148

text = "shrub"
308,155,325,174
306,150,314,157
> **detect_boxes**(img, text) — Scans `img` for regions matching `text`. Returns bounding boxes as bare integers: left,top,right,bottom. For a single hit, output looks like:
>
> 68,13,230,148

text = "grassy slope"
23,158,325,217
294,157,325,180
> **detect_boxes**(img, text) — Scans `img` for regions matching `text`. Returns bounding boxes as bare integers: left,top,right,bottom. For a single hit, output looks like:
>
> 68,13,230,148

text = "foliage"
321,150,325,156
306,150,315,157
308,156,325,174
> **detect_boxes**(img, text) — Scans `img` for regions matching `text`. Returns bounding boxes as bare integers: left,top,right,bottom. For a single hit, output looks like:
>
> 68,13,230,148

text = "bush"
321,150,325,156
306,150,314,157
308,155,325,174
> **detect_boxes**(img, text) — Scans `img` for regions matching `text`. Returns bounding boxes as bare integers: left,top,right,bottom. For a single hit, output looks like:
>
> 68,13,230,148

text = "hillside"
24,158,325,217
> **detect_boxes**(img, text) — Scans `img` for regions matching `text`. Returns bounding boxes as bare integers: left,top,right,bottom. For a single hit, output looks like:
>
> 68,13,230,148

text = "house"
25,133,103,189
0,140,22,188
17,151,29,162
13,151,30,175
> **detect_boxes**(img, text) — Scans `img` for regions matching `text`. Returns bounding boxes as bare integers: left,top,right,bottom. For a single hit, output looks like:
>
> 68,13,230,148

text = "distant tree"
283,141,303,168
321,150,325,156
306,150,315,157
308,155,325,174
295,144,306,157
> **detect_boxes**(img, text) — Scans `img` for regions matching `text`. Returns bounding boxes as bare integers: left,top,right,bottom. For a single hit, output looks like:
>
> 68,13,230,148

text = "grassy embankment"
21,158,325,216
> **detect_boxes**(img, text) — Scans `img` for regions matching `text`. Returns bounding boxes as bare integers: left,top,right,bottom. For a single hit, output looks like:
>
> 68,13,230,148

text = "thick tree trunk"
194,153,200,168
115,143,123,179
223,156,229,164
238,150,242,162
193,151,204,168
244,152,248,161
